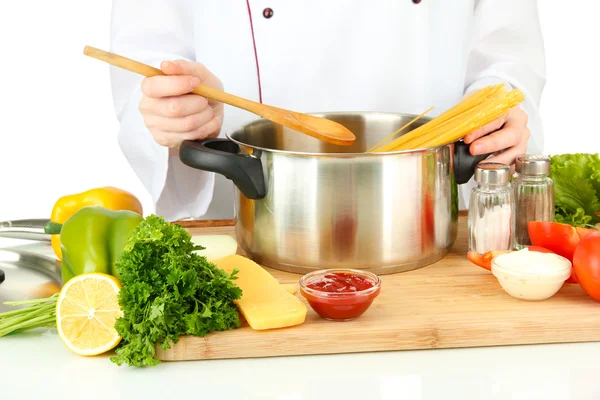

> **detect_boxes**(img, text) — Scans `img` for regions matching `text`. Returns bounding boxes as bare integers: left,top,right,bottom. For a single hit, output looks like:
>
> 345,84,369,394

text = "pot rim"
225,111,454,157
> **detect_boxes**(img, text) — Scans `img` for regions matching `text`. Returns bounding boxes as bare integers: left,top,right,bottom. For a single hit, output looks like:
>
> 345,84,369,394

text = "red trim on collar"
245,1,263,103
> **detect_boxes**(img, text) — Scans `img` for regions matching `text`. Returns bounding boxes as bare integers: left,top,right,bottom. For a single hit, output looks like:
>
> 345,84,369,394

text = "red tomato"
576,227,597,240
528,221,580,260
527,221,598,283
467,251,509,271
573,231,600,301
467,246,552,271
527,246,554,254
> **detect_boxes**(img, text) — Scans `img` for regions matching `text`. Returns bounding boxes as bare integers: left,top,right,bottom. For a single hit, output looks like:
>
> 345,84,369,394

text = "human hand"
463,107,530,169
139,60,224,148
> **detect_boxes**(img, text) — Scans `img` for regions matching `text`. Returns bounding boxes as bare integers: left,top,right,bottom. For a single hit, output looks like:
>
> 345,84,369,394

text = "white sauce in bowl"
491,249,572,301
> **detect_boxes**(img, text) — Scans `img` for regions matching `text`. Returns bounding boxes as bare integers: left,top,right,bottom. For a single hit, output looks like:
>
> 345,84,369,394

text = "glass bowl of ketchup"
299,269,381,321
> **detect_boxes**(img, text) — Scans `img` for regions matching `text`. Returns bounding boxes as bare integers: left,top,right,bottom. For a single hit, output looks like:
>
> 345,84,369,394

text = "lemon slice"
56,273,123,356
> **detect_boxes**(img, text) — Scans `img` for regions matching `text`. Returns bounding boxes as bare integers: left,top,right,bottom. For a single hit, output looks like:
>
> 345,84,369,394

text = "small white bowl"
491,250,572,301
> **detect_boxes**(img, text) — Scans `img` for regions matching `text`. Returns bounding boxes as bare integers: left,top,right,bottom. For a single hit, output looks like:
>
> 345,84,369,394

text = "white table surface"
1,238,600,400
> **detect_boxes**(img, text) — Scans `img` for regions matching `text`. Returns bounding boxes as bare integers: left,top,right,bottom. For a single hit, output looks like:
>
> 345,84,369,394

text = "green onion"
0,294,58,337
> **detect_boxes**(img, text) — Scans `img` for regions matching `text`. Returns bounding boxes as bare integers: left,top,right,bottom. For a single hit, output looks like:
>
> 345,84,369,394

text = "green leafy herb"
549,153,600,227
110,215,242,368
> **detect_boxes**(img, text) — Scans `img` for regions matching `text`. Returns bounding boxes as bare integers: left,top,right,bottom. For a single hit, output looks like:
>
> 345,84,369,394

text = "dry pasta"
369,84,525,152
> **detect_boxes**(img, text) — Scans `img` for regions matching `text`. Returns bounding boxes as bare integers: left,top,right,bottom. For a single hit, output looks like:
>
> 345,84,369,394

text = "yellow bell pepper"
50,187,143,260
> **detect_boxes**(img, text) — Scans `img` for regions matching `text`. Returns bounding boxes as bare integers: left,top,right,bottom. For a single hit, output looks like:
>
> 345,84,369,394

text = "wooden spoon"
83,46,355,146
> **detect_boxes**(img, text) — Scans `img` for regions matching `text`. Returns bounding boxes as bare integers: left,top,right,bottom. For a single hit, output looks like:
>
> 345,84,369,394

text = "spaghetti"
369,84,525,152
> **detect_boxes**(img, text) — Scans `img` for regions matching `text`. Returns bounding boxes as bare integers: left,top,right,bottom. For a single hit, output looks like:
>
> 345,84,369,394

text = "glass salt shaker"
512,155,555,249
468,162,514,256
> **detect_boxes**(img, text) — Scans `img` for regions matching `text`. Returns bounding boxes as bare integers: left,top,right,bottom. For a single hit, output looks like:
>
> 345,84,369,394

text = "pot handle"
179,138,267,200
454,140,492,185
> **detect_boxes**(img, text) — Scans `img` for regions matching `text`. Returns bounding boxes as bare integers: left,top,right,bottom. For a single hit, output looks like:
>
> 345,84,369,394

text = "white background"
0,1,598,221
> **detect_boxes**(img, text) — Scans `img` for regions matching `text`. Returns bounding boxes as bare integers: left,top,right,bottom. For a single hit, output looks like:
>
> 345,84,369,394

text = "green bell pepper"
44,206,143,283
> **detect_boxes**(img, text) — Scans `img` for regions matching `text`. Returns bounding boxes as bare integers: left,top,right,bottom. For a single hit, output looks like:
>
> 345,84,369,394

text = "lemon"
56,273,123,356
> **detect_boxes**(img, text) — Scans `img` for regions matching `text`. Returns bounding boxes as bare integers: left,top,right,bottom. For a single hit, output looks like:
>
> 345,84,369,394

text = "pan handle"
179,138,267,200
453,140,492,185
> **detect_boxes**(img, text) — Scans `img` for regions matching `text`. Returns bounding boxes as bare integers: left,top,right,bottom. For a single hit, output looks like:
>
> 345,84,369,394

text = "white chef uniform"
109,0,546,221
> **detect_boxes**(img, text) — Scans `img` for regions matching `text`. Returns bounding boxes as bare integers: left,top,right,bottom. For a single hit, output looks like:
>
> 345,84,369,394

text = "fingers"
469,108,530,156
137,59,225,148
151,114,222,148
161,59,224,107
161,60,212,83
192,114,222,140
463,112,509,144
470,125,526,156
146,106,215,134
141,59,218,99
469,107,531,168
160,60,185,76
140,94,209,118
141,75,200,98
486,143,527,171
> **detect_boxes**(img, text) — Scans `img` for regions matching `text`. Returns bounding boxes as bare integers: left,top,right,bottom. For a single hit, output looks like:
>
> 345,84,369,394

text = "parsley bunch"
110,215,242,367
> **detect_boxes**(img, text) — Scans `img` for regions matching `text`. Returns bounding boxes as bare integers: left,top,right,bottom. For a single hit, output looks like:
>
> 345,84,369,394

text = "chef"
109,0,545,222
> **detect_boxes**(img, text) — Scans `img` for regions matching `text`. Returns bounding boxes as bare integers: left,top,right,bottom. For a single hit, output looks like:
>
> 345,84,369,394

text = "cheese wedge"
280,283,297,295
214,255,307,330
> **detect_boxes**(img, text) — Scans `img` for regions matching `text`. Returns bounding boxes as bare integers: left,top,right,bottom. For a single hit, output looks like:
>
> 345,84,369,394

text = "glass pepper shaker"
468,162,514,256
512,154,555,249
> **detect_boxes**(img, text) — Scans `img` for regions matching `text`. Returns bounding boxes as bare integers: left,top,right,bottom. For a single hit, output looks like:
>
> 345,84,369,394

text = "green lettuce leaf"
549,153,600,227
554,207,593,227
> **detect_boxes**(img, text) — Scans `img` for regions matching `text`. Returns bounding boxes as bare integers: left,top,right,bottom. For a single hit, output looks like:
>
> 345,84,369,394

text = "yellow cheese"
280,283,297,295
214,255,307,330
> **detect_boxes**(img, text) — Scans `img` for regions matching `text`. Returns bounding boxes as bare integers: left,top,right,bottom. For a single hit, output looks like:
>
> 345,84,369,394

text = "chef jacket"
110,0,546,221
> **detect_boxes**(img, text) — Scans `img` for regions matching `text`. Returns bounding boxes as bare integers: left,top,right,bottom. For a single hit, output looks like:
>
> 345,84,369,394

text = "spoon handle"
83,46,261,113
83,45,356,146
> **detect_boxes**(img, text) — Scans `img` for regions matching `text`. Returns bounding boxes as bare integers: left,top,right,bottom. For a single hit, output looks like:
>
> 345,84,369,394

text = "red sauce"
306,272,375,293
300,272,380,321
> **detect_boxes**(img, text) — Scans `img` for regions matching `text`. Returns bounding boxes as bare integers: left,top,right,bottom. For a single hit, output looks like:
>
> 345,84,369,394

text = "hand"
139,60,224,148
463,107,530,169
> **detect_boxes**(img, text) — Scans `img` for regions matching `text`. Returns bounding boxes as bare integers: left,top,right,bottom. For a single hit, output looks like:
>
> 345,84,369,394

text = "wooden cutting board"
155,214,600,361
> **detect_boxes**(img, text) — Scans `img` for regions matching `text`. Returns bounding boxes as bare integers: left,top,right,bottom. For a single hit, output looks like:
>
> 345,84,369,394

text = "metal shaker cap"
515,154,551,176
474,162,511,185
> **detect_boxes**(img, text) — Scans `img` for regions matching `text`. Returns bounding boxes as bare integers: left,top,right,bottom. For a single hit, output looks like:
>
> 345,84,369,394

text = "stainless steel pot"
179,112,488,275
